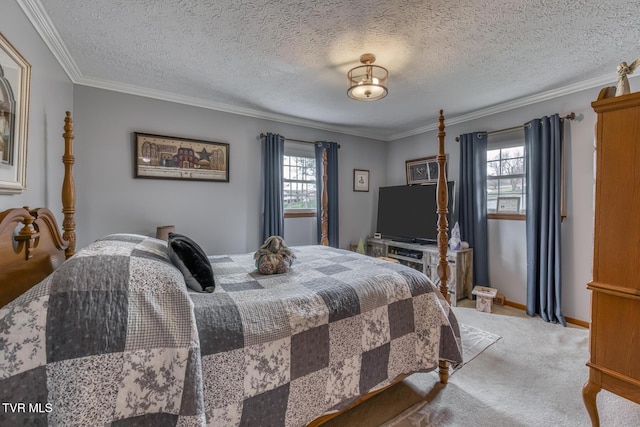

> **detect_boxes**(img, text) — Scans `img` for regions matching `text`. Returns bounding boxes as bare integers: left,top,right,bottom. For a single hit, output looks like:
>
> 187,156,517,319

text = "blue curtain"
525,114,566,326
261,133,284,241
458,132,489,287
315,141,339,248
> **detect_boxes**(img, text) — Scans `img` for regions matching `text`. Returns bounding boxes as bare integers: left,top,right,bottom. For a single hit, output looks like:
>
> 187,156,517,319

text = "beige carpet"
323,302,640,427
453,322,501,373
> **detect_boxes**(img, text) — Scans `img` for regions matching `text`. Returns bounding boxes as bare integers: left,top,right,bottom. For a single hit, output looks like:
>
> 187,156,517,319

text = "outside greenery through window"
487,146,526,215
283,155,316,211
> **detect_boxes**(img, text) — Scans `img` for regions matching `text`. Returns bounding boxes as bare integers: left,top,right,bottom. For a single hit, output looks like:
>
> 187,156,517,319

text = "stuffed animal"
254,235,296,274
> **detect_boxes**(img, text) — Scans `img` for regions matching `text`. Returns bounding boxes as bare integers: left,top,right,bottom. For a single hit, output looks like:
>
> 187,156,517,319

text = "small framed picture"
353,169,369,192
406,155,447,185
497,196,520,214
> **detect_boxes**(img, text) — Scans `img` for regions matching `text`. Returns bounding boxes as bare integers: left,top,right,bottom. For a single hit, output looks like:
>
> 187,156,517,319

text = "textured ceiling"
21,0,640,140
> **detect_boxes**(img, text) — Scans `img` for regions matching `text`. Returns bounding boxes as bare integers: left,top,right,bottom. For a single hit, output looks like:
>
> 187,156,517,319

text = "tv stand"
391,238,434,246
367,238,473,305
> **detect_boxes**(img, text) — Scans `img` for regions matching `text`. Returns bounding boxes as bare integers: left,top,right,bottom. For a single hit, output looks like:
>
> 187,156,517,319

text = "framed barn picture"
134,132,229,182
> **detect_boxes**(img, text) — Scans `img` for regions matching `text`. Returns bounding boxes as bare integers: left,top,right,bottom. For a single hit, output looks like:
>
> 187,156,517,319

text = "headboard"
0,112,75,307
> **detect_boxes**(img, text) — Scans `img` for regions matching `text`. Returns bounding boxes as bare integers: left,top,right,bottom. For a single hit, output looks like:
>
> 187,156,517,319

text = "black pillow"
167,232,215,292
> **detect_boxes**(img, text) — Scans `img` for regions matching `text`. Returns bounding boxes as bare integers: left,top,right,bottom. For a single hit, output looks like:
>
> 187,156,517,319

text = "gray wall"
0,1,74,217
387,87,600,322
73,86,387,254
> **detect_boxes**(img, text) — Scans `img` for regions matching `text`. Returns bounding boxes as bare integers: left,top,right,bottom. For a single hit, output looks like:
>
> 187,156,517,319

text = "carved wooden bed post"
436,109,451,384
436,110,450,302
320,148,329,246
62,111,76,258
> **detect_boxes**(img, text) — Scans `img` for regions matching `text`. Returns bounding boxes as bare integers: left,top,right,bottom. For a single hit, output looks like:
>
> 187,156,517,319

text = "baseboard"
567,317,589,328
503,300,589,328
504,300,526,311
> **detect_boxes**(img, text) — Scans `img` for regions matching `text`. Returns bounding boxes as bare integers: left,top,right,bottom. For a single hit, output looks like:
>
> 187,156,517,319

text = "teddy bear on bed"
254,235,296,274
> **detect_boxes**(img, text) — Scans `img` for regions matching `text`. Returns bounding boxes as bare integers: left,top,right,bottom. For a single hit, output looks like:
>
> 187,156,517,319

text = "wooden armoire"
582,87,640,426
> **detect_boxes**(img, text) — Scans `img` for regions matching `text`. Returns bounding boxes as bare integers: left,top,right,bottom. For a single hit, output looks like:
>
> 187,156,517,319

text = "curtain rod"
455,112,576,142
258,133,341,149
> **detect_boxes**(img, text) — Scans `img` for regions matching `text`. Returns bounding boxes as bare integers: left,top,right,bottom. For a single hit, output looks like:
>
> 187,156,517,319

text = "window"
283,154,316,217
487,145,526,218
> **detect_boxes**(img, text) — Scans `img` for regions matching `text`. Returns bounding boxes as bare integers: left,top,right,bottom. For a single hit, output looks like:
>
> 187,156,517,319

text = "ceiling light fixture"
347,53,388,101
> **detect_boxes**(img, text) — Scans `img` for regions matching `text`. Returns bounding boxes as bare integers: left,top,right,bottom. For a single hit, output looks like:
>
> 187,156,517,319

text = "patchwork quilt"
192,245,463,426
0,234,205,426
0,235,462,427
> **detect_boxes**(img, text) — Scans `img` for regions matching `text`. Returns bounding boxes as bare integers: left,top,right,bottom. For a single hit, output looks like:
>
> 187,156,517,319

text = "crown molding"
18,0,82,81
21,0,638,143
73,76,386,140
389,73,639,141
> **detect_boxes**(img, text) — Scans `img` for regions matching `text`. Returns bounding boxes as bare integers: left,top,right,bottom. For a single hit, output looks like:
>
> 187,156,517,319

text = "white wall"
0,2,74,217
487,219,527,304
387,88,600,322
72,86,387,254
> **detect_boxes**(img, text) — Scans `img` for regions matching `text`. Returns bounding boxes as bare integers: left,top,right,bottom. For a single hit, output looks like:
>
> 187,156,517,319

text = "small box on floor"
472,286,498,313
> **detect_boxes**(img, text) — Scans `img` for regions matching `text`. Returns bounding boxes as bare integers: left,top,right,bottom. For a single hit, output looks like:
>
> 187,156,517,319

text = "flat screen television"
376,182,456,244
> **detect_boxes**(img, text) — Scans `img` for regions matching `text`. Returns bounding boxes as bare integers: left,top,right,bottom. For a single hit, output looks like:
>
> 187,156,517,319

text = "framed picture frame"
134,132,229,182
405,155,446,185
0,32,31,194
497,196,521,214
353,169,369,192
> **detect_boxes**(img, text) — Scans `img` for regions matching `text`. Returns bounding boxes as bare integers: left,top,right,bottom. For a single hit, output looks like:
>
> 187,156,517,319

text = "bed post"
436,110,450,302
320,148,329,246
61,111,76,258
436,110,451,385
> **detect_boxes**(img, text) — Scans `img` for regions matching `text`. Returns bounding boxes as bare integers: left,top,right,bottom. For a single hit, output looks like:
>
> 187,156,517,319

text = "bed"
0,111,461,426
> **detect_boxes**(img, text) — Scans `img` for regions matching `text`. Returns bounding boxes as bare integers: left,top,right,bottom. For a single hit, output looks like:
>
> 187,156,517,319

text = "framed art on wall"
0,32,31,194
405,155,446,185
353,169,369,192
134,132,229,182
